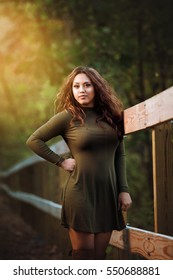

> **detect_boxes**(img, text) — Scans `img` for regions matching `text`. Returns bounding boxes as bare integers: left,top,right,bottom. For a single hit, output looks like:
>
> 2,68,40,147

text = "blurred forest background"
0,0,172,231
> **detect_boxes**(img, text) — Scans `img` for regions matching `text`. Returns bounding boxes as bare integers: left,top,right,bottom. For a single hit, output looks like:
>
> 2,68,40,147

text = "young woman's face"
72,73,95,107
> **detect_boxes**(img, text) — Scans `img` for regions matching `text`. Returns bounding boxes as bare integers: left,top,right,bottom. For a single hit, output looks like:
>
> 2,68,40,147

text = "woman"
26,66,132,260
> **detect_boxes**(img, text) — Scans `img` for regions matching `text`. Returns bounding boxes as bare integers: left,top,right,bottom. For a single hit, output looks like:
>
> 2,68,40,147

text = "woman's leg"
68,228,112,260
94,232,112,260
68,228,95,259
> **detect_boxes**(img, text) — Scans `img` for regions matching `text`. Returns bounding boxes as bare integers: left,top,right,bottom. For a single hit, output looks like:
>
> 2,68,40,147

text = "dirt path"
0,190,62,260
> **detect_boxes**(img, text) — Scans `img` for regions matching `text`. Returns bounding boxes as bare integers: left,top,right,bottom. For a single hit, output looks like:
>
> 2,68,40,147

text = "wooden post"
152,122,173,235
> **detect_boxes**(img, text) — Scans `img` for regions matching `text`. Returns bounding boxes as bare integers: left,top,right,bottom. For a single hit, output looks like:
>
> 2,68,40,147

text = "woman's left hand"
118,192,132,211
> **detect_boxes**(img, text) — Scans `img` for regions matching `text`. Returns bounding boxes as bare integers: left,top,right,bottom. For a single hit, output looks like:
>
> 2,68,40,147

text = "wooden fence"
110,86,173,259
0,86,173,259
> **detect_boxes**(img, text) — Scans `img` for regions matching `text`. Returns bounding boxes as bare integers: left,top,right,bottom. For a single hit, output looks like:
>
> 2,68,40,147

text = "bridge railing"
0,86,173,259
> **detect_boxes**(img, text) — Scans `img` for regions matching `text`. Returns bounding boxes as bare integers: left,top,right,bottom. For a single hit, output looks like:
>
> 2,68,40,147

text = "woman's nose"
79,86,85,92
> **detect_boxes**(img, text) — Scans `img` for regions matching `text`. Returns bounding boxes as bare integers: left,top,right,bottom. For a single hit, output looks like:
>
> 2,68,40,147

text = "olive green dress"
26,108,129,233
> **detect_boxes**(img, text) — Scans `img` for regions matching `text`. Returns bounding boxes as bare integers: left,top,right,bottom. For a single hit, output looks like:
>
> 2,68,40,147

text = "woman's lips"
79,95,87,98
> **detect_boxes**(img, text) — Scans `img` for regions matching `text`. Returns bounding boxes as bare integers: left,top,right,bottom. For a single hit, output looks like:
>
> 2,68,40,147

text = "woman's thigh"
68,228,95,250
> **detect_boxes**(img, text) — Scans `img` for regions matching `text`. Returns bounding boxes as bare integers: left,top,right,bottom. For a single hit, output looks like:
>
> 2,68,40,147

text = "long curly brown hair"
54,66,124,138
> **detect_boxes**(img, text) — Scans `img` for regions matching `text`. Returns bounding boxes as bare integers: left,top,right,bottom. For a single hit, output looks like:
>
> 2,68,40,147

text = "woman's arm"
114,139,132,211
26,111,71,166
114,139,129,193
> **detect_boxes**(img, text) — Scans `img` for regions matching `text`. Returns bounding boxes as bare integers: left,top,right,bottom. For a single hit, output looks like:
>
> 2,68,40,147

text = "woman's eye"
73,83,91,89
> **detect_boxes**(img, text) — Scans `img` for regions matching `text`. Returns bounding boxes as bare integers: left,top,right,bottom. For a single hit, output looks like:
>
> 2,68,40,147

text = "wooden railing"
0,86,173,259
110,86,173,259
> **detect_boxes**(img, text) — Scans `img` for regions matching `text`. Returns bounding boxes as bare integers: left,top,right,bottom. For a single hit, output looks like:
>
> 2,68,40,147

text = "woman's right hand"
60,158,76,172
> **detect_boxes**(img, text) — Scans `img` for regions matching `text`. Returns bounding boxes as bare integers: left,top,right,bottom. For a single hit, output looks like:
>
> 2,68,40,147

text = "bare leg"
69,228,94,250
68,228,95,259
68,228,112,260
94,232,112,260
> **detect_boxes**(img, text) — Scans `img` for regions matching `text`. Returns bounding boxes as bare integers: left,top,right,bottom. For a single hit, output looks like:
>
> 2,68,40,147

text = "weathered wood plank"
152,122,173,236
124,86,173,134
110,226,173,260
0,183,62,219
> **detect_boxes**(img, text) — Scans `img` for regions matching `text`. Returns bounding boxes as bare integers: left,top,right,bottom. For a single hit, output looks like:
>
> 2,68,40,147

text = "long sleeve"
114,139,129,193
26,110,71,165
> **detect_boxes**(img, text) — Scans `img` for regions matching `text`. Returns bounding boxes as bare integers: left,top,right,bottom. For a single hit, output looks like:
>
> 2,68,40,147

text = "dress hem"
60,222,126,233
